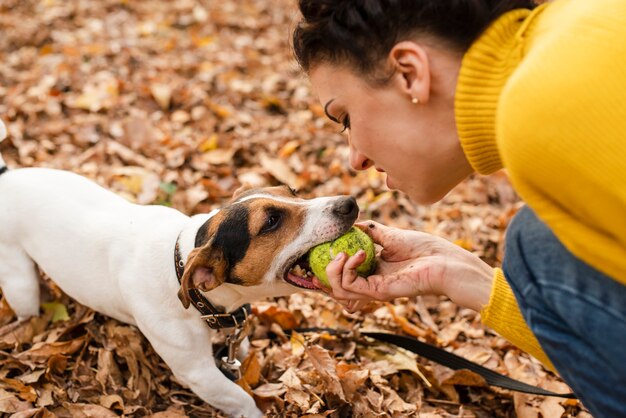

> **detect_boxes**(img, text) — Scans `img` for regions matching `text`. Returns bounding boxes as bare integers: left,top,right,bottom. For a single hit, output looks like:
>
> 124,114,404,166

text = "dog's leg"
135,317,263,418
0,245,41,320
237,337,251,362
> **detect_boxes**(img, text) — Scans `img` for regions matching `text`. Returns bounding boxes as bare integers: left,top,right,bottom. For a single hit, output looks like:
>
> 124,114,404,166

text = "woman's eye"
340,115,350,133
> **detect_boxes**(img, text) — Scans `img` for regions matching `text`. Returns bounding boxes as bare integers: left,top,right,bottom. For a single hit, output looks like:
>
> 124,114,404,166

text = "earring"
411,97,419,104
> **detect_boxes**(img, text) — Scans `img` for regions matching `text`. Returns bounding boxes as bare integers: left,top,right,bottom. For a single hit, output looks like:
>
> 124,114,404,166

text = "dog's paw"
233,404,263,418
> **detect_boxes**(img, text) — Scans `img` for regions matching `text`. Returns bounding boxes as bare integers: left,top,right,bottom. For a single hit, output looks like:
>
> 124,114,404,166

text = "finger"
354,220,389,243
339,270,400,302
344,250,367,270
325,252,349,297
338,251,369,299
326,252,372,301
355,221,407,262
341,250,367,287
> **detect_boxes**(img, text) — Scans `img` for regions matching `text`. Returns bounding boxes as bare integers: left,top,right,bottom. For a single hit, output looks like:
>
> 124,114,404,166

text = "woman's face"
310,59,472,205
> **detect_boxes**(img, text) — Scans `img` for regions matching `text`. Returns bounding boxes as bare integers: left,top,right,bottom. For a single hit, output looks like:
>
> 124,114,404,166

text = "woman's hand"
315,221,495,312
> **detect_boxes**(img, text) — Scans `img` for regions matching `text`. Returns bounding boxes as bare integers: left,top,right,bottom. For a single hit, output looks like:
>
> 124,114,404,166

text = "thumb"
355,220,391,245
356,220,410,262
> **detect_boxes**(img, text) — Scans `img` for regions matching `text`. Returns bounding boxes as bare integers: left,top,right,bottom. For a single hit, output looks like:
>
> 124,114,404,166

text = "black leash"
285,327,576,399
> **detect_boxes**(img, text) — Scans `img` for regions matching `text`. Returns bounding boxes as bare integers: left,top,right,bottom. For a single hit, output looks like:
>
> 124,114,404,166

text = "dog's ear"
232,182,255,200
178,240,227,309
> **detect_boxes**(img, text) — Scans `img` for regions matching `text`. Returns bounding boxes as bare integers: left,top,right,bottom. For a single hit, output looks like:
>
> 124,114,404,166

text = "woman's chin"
405,185,451,205
386,175,446,204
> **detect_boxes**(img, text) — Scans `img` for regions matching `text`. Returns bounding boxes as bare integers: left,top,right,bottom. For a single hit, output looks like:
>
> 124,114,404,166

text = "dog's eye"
260,211,282,234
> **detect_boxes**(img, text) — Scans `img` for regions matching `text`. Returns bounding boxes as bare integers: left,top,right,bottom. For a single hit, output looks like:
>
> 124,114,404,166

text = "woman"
292,1,626,417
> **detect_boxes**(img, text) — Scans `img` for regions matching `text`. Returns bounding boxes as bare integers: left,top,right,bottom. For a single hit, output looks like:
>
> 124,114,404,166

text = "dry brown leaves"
0,0,584,417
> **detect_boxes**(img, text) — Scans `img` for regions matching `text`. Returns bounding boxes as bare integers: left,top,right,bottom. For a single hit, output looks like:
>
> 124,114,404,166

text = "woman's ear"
388,41,431,104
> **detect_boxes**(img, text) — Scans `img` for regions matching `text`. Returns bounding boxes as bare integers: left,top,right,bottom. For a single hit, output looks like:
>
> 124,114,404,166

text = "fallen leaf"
259,153,299,189
8,407,56,418
62,402,118,418
441,369,487,387
41,302,69,323
305,345,345,401
17,338,86,361
238,350,261,388
252,383,287,399
0,388,32,413
150,83,172,110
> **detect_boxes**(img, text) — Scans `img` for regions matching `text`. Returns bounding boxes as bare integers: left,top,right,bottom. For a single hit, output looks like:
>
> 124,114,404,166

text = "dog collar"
174,238,251,330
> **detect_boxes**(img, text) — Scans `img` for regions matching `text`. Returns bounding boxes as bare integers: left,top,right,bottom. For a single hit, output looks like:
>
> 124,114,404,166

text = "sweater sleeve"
481,268,555,371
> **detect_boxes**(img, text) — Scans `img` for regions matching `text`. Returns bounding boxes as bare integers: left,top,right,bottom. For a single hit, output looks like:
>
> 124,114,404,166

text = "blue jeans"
503,206,626,418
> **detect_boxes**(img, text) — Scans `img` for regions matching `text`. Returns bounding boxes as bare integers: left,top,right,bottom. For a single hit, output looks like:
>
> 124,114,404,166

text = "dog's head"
178,184,358,308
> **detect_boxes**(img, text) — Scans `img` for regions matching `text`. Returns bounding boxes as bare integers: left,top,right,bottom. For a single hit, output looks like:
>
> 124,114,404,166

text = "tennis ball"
308,227,376,287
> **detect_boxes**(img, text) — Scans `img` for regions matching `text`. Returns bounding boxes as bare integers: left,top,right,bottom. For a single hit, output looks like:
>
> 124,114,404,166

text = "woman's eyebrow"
323,99,340,123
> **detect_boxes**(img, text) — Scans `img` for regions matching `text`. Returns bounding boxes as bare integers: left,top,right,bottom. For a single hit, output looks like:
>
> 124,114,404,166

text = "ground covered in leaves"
0,0,588,417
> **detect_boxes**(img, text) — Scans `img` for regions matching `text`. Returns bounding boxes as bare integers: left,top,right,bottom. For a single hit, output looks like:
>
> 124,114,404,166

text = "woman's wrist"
443,254,495,312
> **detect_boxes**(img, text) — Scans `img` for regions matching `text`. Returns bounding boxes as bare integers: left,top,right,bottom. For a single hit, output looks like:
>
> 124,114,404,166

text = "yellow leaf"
199,134,219,152
278,140,300,158
209,103,231,119
454,239,474,251
118,175,143,195
192,35,215,48
41,301,69,322
290,331,305,357
39,44,54,55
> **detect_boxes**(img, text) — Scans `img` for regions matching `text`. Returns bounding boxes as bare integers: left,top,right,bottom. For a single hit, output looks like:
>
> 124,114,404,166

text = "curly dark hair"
293,0,536,78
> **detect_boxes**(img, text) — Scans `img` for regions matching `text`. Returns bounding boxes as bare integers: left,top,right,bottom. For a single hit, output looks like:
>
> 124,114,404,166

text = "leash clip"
220,320,251,379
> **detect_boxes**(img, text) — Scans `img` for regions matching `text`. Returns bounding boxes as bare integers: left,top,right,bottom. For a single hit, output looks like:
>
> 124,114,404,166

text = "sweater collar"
454,6,547,175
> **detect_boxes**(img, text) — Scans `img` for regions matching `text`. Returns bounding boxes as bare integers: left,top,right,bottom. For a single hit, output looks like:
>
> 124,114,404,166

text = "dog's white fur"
0,120,355,417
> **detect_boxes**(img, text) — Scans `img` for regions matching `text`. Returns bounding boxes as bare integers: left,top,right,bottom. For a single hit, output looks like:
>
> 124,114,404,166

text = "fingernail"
335,252,346,261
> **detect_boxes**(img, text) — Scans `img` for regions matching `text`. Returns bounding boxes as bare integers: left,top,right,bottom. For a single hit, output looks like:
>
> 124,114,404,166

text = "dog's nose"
332,196,358,220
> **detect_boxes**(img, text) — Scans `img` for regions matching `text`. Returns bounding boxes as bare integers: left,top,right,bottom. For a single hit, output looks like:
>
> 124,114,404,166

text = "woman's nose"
349,144,373,171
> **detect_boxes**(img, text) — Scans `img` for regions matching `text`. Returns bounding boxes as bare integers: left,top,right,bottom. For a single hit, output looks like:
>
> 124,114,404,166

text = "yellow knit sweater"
455,0,626,369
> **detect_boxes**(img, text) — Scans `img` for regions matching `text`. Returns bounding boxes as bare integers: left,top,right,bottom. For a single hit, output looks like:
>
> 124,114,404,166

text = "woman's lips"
375,167,393,188
385,174,393,189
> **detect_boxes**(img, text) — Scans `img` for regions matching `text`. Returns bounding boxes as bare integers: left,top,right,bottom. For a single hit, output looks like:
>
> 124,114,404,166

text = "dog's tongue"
286,269,320,290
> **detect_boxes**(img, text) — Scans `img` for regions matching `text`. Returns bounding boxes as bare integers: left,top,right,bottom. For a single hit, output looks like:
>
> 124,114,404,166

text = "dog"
0,120,358,417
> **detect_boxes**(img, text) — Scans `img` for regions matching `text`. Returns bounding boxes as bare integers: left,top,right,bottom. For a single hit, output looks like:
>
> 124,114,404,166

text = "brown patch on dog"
230,197,307,285
179,186,308,304
178,238,227,309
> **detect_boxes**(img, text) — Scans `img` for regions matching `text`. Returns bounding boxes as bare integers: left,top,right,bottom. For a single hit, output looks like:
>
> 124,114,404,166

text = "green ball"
308,227,377,287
